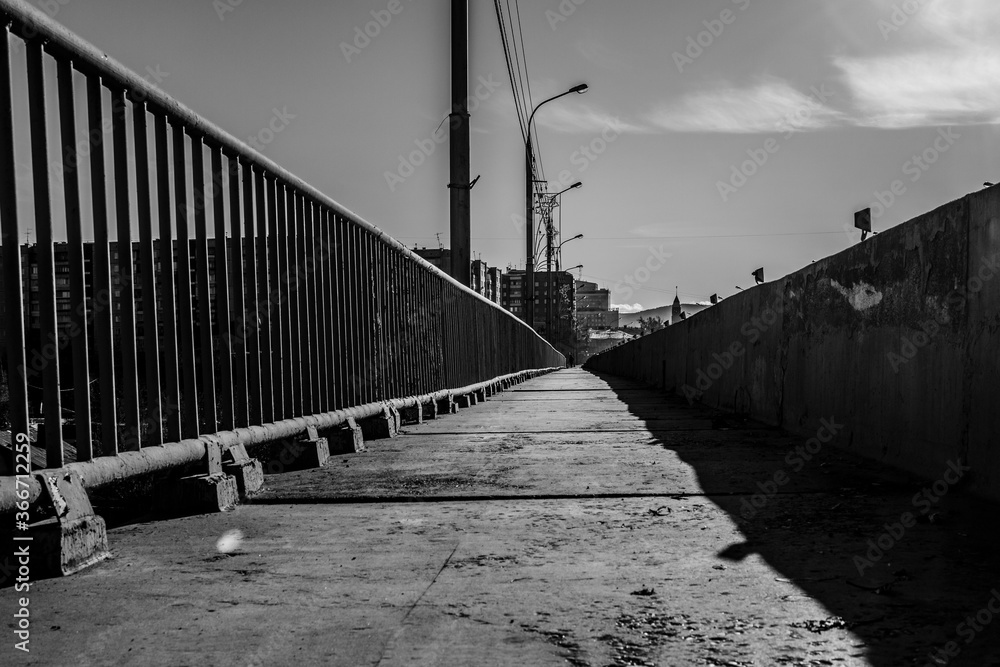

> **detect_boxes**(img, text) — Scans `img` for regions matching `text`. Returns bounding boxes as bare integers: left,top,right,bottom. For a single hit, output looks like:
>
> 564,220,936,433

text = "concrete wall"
586,186,1000,500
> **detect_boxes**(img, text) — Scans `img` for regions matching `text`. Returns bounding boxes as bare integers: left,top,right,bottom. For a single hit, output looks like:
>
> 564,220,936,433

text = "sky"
13,0,1000,313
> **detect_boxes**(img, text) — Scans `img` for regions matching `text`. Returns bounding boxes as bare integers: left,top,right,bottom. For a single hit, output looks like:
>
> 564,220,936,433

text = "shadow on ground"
596,371,1000,667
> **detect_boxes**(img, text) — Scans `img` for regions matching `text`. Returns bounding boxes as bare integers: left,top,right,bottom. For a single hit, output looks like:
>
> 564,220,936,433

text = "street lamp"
556,233,583,271
545,182,583,337
525,84,588,329
554,181,583,198
553,181,582,269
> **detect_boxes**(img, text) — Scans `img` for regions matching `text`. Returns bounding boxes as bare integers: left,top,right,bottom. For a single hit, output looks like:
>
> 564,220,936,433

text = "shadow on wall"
586,185,1000,502
595,371,1000,667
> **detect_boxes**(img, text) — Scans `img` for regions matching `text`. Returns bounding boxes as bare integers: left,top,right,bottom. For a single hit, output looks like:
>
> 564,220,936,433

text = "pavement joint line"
247,490,862,506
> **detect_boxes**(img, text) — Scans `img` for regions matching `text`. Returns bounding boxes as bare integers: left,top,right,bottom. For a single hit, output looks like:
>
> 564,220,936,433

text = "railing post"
26,39,63,466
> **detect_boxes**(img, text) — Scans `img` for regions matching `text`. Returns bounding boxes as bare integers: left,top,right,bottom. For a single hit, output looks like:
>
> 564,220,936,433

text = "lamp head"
570,83,589,94
570,181,583,189
572,234,584,241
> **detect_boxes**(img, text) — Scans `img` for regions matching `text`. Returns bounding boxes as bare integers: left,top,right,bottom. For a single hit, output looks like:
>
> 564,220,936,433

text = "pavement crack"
374,541,460,667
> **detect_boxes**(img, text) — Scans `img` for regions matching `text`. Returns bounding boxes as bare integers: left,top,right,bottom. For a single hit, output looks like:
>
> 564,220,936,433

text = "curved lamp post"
544,182,582,336
525,84,588,329
556,233,583,272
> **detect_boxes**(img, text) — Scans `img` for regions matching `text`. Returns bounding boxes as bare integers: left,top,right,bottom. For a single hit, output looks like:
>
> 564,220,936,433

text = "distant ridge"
618,302,711,327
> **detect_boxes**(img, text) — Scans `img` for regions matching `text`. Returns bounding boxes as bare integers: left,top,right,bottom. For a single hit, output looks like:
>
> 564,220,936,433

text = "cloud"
646,79,843,134
836,51,1000,128
916,0,1000,41
838,0,1000,128
613,303,646,314
834,0,1000,128
533,104,649,134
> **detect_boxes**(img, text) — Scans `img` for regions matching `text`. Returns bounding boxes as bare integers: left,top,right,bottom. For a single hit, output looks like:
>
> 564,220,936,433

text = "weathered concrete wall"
586,186,1000,500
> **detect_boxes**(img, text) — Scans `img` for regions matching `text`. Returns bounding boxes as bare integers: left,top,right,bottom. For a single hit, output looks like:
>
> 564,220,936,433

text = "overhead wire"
492,0,528,142
510,0,545,184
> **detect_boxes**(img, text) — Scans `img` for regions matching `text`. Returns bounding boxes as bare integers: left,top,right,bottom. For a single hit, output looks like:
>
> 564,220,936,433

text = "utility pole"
545,209,554,338
524,84,587,329
449,0,471,287
525,149,535,326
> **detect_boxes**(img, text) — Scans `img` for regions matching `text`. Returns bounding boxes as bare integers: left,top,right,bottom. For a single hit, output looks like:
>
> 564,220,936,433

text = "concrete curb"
0,367,561,514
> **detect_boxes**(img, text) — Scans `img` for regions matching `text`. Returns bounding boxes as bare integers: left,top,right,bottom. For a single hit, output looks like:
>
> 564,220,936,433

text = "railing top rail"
0,0,553,346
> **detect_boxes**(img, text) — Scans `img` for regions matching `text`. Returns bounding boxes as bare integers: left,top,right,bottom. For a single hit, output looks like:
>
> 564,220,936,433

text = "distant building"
575,280,619,330
414,248,501,304
577,329,636,366
8,239,227,348
413,247,452,274
500,270,525,319
486,267,502,304
471,259,487,295
671,290,683,325
501,269,576,357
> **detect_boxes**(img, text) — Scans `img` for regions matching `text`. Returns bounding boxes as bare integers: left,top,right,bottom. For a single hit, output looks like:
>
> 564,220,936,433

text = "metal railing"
0,0,563,489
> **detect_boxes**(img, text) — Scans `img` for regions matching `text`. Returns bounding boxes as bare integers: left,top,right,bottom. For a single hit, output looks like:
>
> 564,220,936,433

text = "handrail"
0,0,538,333
0,0,565,483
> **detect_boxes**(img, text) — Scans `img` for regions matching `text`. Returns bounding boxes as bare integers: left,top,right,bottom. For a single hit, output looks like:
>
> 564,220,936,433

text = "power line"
512,0,534,114
396,230,851,242
492,0,528,142
510,0,544,183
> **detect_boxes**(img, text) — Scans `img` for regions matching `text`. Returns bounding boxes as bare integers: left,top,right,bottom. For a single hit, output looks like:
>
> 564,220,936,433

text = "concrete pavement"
7,369,1000,666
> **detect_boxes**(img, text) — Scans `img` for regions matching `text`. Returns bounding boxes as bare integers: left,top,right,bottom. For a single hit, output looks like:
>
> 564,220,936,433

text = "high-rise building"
575,280,619,330
414,248,500,304
501,269,576,356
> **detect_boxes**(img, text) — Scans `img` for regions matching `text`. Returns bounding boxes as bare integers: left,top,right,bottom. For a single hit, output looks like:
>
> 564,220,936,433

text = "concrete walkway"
9,369,1000,666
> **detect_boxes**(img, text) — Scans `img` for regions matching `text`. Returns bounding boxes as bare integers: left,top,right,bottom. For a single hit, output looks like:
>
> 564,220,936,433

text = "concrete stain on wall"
830,280,883,312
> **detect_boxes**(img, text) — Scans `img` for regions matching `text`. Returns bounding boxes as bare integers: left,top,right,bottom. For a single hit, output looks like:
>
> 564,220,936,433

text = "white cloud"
646,79,842,134
533,104,648,134
836,51,1000,128
613,303,645,314
838,0,1000,128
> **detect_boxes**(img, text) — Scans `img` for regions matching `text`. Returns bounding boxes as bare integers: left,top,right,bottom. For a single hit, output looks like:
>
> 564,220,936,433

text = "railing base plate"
30,514,110,577
399,404,423,426
156,473,239,514
327,419,365,455
359,407,399,440
221,444,264,498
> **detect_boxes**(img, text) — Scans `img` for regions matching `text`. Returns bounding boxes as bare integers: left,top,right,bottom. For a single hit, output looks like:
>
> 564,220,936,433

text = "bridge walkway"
17,369,1000,666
